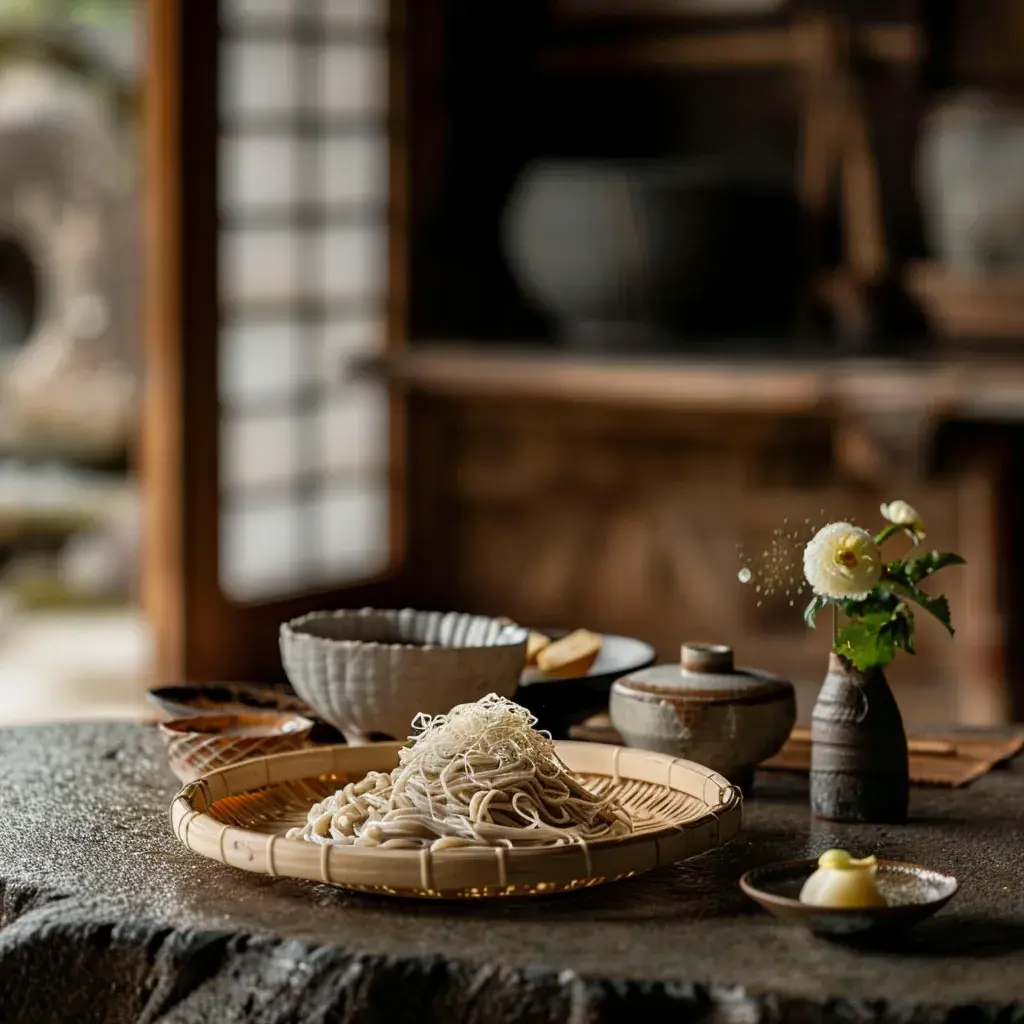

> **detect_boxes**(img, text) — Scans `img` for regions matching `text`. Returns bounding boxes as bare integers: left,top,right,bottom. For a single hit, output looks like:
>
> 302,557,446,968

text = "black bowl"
514,630,656,737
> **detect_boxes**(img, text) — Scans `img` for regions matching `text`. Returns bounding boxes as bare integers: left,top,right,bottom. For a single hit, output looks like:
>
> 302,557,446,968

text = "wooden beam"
142,0,184,681
541,23,922,74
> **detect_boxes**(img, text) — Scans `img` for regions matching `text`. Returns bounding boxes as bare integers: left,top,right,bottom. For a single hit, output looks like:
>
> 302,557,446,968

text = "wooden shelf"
541,22,922,74
373,344,1024,420
905,262,1024,342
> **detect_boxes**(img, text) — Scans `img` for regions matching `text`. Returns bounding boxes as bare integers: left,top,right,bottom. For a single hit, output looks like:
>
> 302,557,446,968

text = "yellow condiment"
799,849,887,909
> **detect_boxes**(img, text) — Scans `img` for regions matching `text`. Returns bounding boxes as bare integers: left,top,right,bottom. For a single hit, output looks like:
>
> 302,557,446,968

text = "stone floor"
0,608,151,725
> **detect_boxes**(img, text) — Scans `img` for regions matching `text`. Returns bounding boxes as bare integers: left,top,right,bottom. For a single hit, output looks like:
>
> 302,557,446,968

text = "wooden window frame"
143,0,409,684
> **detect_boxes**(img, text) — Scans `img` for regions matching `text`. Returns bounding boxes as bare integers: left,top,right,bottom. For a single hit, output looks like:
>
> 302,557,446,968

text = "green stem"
832,603,839,646
874,523,902,547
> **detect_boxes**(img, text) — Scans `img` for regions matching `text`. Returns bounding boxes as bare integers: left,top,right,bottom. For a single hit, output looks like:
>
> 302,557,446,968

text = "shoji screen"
217,0,391,602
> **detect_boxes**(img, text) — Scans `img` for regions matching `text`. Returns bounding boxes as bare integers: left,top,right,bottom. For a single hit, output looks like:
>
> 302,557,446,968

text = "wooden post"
954,450,1009,725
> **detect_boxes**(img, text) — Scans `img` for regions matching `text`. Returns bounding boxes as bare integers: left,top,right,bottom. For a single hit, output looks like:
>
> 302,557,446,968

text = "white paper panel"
220,499,301,600
320,134,388,207
319,44,388,117
221,412,301,490
220,40,297,119
313,225,386,299
219,320,305,408
323,0,388,29
220,136,299,213
313,486,390,581
317,383,389,474
220,229,299,306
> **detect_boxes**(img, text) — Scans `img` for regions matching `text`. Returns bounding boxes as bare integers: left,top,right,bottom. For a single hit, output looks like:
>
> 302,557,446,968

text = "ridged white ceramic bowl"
279,608,528,744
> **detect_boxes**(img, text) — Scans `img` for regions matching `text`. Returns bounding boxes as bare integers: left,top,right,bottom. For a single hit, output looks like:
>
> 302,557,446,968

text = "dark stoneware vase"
810,651,910,824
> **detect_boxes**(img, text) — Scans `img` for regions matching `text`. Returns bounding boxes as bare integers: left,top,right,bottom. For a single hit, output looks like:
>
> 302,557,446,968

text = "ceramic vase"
810,652,909,824
918,91,1024,274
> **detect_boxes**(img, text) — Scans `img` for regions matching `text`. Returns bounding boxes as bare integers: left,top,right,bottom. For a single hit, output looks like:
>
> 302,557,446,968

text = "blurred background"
0,0,145,723
4,0,1024,728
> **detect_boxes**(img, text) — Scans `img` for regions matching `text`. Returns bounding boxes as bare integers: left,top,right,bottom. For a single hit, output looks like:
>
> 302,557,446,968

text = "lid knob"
681,643,734,674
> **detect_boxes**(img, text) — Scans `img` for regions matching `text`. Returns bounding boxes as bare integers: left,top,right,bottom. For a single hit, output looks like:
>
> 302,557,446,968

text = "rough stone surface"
1,723,1023,1023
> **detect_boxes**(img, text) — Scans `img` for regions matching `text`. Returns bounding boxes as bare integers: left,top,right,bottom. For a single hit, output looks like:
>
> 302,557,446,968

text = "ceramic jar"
609,643,795,789
501,160,800,349
918,92,1024,274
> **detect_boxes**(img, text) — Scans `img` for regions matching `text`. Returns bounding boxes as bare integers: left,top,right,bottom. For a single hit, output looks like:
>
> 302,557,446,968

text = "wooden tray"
570,715,1024,788
169,741,742,899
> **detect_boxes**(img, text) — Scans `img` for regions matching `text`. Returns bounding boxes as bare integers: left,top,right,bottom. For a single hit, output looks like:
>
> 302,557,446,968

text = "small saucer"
148,682,315,719
740,859,959,937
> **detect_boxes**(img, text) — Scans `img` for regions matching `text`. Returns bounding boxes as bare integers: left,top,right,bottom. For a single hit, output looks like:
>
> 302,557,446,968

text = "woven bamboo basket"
168,741,743,898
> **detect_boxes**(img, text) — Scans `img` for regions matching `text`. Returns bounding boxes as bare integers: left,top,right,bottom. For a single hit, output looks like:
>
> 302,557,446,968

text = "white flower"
803,522,883,601
880,499,925,540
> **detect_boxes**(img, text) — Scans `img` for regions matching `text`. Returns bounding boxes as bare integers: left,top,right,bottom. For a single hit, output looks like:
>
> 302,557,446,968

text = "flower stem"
832,603,839,647
874,524,902,546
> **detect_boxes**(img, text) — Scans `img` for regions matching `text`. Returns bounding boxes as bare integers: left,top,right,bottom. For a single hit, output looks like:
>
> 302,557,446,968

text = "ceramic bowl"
740,859,959,937
158,711,314,784
279,608,528,744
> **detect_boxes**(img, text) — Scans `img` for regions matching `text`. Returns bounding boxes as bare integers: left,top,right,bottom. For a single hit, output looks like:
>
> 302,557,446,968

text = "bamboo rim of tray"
169,741,743,898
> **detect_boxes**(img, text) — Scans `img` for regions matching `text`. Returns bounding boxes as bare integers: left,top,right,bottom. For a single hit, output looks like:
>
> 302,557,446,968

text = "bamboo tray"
168,741,742,898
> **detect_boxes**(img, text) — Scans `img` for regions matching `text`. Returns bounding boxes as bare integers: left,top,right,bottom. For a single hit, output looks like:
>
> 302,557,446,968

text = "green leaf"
833,603,917,671
884,603,916,657
890,580,954,635
804,594,829,629
900,551,966,584
840,588,898,620
835,612,899,671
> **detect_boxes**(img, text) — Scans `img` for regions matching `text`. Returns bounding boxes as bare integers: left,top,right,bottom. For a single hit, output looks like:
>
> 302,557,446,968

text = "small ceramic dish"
148,682,315,720
280,608,528,744
740,858,959,937
158,712,314,783
515,630,656,736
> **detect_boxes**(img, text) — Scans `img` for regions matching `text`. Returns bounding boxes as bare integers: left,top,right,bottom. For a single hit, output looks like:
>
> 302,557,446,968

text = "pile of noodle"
286,693,631,852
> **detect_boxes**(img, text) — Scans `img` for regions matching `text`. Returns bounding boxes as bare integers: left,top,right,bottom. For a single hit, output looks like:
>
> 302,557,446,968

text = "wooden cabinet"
399,366,1008,726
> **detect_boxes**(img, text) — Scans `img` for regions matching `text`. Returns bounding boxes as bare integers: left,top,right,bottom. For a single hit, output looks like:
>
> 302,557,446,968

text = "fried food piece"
526,631,552,666
536,629,602,678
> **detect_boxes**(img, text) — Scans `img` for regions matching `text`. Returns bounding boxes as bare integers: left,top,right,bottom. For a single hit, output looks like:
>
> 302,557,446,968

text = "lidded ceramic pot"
609,643,795,790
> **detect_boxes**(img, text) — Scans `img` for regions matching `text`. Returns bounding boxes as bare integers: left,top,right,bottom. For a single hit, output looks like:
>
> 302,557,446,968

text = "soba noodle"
286,693,631,852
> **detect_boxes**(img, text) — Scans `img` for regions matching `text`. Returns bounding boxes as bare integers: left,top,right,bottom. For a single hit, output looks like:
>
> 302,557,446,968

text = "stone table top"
1,722,1023,1024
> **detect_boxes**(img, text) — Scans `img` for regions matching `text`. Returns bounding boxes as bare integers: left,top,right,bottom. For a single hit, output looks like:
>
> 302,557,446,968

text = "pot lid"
613,643,792,702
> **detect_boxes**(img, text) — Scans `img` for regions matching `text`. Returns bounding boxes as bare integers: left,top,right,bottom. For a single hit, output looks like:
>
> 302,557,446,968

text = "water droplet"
789,600,794,606
755,585,761,593
738,567,752,584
